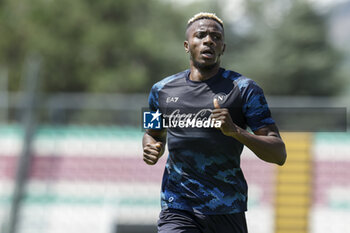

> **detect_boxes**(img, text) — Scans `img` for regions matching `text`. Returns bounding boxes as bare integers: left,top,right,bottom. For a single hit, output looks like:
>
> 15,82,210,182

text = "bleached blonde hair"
187,12,224,29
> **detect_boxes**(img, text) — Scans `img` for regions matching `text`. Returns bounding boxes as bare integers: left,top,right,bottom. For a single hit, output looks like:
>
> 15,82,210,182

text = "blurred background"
0,0,349,232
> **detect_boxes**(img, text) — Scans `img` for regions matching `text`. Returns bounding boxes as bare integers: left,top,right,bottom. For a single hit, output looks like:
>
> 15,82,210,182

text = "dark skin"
143,18,286,166
184,19,226,82
142,128,166,165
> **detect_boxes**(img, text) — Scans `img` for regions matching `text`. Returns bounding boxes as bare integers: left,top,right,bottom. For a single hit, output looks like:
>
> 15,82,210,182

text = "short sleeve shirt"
148,68,274,214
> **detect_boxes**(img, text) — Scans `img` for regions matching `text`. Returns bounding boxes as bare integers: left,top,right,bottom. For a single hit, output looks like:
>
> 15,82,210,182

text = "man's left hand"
211,98,239,137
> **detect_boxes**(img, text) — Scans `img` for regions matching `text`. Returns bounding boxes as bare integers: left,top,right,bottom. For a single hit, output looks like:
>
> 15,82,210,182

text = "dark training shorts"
158,208,248,233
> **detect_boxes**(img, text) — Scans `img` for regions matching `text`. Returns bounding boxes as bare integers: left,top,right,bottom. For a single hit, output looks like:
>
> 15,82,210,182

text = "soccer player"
142,12,287,233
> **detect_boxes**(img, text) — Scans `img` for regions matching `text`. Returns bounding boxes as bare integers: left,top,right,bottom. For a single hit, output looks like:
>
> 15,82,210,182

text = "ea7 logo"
166,97,179,103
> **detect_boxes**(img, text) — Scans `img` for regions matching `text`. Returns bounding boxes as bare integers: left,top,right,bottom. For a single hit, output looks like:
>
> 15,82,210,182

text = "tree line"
0,0,345,96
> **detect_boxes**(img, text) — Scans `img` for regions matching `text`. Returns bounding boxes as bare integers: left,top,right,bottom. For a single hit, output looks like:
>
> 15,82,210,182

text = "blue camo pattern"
161,145,248,214
222,71,275,131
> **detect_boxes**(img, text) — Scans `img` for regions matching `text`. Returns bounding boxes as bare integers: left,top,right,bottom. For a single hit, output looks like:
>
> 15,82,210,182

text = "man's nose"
203,35,214,45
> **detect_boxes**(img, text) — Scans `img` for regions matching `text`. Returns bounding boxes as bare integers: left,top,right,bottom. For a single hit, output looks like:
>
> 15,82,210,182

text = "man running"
142,12,287,233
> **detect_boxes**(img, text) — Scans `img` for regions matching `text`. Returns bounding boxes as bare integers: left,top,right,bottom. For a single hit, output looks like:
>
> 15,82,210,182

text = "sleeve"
148,84,159,111
241,80,275,131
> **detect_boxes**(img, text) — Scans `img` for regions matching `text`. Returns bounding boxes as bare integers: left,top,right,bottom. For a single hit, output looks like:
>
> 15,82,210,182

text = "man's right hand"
143,142,163,165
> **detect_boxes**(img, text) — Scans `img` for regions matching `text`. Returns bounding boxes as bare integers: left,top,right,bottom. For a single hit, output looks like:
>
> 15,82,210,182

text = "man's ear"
221,43,226,55
184,41,189,53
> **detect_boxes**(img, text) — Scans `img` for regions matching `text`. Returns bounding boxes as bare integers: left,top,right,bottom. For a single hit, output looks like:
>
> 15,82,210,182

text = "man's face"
184,19,225,68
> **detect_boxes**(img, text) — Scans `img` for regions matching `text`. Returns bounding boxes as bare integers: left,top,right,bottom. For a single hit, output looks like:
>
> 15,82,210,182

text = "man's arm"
231,124,286,165
211,99,286,166
142,129,167,165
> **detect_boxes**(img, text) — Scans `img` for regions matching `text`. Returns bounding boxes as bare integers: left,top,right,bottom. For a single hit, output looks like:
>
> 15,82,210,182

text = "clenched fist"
143,142,164,165
211,98,239,137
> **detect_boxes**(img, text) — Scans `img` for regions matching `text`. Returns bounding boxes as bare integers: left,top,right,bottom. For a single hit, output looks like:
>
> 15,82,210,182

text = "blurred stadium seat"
0,94,349,233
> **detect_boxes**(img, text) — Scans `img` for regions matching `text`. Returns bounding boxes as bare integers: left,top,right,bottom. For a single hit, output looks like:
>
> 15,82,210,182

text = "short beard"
192,59,219,71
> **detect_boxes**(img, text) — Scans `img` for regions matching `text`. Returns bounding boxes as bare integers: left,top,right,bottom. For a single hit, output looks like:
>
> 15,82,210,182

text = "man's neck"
189,63,220,82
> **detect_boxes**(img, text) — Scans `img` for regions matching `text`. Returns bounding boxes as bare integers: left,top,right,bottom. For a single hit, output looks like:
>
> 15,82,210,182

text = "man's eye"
196,32,205,38
213,34,221,40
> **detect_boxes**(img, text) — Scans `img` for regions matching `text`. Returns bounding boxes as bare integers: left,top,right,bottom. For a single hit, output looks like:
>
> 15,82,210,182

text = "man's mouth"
201,49,215,58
